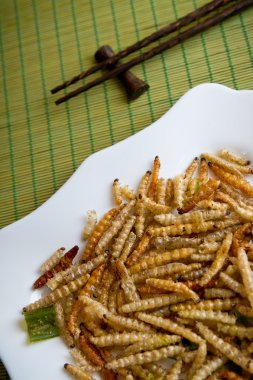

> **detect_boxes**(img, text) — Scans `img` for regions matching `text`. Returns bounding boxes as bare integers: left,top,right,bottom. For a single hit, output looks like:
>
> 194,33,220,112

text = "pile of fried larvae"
23,149,253,380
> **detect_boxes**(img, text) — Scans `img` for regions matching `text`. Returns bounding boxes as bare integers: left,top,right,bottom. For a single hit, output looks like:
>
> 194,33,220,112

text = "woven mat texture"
0,0,253,378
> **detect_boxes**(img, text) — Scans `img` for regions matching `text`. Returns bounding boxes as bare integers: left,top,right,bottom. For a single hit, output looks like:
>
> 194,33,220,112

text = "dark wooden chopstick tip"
53,0,253,104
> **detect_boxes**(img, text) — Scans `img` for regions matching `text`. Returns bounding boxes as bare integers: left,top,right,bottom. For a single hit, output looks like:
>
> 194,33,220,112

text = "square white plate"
1,83,253,380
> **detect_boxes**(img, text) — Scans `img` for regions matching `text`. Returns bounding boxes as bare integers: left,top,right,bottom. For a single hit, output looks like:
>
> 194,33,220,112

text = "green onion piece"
24,305,59,342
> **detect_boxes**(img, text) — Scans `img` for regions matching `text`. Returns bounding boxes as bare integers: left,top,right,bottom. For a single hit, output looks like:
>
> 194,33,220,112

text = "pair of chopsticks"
52,0,253,105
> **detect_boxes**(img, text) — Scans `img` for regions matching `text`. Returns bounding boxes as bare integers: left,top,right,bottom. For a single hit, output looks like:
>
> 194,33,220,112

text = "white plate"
1,83,253,380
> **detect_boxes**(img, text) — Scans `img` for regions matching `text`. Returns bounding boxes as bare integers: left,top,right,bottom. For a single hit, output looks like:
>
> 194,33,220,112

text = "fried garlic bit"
26,150,253,378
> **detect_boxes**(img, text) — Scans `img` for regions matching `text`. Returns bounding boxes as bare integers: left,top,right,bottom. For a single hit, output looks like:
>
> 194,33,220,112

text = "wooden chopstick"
51,0,234,95
54,0,253,105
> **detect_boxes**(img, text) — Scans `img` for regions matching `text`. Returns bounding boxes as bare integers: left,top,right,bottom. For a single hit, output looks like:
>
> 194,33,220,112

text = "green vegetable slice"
24,305,59,342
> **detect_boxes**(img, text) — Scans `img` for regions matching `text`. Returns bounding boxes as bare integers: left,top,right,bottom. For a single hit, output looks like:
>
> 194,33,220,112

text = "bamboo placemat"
0,0,253,378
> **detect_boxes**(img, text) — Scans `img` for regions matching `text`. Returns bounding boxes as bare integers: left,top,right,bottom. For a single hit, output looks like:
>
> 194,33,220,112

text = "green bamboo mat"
0,0,253,378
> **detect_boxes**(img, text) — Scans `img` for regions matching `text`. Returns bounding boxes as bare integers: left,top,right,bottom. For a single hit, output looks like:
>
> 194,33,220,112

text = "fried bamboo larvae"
178,178,220,214
119,232,136,263
90,332,154,347
120,185,136,201
23,274,90,312
180,267,207,280
137,313,203,344
130,365,154,380
219,272,247,297
154,209,229,226
209,163,253,197
237,247,253,308
191,253,215,262
120,294,188,313
220,183,253,210
70,347,101,371
231,223,252,257
78,329,105,368
111,216,136,259
80,304,105,337
81,207,120,261
196,322,253,374
171,298,239,312
218,149,251,166
99,266,116,307
144,363,167,378
64,364,95,380
142,194,171,214
40,247,65,272
166,178,174,206
187,177,200,197
82,210,97,240
236,304,253,317
47,253,108,290
178,310,236,324
79,297,154,333
146,278,199,302
113,179,123,206
216,192,253,221
203,288,236,299
116,260,139,303
190,356,227,380
188,342,207,380
198,241,221,255
148,219,239,238
68,299,82,339
196,200,229,211
173,174,187,209
54,302,74,347
164,359,182,380
138,170,152,195
96,200,136,255
121,334,181,357
201,153,250,177
132,263,195,284
152,236,202,250
127,232,151,266
217,323,253,339
147,156,160,200
80,263,106,299
156,178,166,205
33,245,79,289
106,345,184,369
129,248,196,274
218,371,245,380
199,157,209,184
135,195,146,239
102,312,154,333
199,233,232,287
107,280,119,314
